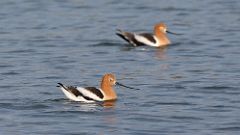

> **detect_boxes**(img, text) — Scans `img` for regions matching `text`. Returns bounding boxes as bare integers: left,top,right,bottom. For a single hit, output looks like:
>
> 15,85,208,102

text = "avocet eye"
109,78,114,82
159,26,166,31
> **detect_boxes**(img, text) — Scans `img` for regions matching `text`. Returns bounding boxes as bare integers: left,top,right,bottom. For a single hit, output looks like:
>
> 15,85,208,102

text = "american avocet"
116,22,180,47
57,73,139,103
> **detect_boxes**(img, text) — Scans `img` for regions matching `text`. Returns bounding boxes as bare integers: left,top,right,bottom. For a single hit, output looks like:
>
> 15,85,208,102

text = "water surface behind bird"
0,0,239,134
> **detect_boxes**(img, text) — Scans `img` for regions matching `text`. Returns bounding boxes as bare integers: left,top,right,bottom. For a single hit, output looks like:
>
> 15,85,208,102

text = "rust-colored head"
154,22,168,33
154,22,181,36
100,73,139,90
101,73,116,87
100,73,117,101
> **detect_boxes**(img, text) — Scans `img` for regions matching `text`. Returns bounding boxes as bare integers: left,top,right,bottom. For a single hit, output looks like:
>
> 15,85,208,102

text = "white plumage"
134,34,159,47
58,83,104,103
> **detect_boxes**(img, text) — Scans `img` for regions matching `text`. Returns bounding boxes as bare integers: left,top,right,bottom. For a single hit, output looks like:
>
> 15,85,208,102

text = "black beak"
116,82,140,90
166,30,182,35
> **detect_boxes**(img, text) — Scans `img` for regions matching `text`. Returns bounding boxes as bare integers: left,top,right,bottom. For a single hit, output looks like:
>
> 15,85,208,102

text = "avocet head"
102,73,140,90
155,22,181,35
155,22,168,33
102,73,116,86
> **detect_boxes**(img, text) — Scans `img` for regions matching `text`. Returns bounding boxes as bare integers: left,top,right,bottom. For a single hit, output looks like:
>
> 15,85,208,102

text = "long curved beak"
166,30,182,35
116,82,140,90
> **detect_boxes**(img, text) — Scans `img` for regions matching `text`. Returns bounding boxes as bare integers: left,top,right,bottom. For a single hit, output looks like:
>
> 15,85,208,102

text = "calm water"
0,0,240,134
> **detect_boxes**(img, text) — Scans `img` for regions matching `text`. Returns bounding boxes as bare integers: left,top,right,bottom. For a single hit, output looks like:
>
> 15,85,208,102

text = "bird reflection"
101,100,116,108
154,46,168,60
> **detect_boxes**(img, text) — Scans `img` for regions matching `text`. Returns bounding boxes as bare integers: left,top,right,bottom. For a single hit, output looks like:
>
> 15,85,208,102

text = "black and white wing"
57,83,104,102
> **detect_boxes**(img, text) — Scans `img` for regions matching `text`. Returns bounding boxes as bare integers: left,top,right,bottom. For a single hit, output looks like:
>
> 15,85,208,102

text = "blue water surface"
0,0,240,135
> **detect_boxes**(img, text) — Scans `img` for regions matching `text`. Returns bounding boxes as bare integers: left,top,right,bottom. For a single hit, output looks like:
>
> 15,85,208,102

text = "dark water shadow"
88,40,120,47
